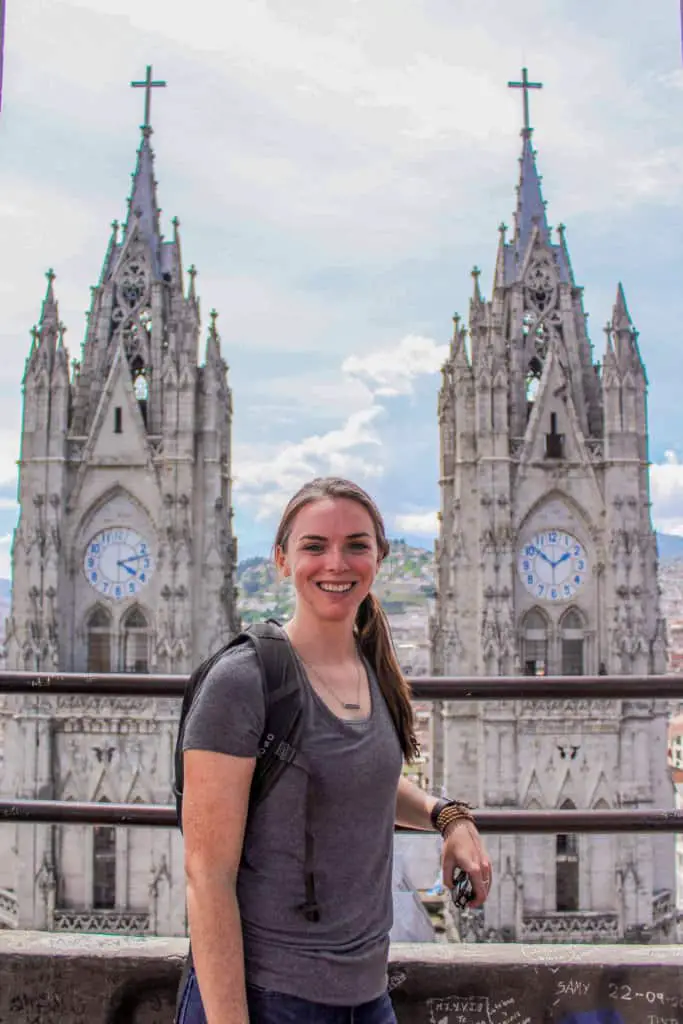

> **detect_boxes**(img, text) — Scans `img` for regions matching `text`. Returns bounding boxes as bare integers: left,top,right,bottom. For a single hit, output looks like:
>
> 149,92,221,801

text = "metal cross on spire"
130,64,167,130
507,67,543,135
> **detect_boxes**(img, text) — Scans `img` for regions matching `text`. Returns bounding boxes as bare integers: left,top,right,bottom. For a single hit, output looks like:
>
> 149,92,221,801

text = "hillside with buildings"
238,536,683,676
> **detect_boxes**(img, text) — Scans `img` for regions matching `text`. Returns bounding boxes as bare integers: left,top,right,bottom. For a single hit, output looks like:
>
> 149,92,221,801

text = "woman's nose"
323,546,348,572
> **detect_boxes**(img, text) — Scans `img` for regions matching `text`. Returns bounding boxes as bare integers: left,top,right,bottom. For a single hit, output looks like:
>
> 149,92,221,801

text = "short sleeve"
182,644,266,758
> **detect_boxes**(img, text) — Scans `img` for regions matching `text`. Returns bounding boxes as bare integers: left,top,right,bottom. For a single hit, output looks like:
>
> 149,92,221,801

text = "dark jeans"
176,968,397,1024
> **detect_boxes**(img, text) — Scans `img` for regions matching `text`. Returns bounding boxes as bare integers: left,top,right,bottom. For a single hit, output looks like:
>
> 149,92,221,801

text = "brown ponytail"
275,476,419,764
356,592,420,763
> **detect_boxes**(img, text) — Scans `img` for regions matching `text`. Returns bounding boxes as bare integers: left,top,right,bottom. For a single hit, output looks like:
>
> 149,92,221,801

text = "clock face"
518,530,588,603
83,527,154,601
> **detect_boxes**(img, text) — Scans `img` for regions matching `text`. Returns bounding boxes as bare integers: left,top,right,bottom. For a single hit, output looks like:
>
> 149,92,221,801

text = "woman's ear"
274,544,290,578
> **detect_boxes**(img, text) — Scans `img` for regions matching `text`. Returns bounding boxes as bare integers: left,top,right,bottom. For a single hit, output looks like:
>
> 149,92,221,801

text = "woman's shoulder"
206,638,260,681
183,638,264,729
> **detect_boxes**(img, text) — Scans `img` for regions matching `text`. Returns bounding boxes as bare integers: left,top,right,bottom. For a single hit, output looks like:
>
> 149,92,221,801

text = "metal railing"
1,670,682,834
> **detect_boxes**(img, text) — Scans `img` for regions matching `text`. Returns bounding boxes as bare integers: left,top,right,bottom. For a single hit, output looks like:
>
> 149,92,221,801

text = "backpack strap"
246,621,320,923
247,620,306,805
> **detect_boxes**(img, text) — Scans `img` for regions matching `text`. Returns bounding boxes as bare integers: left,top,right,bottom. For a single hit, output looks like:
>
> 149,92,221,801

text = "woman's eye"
304,544,323,552
349,543,369,551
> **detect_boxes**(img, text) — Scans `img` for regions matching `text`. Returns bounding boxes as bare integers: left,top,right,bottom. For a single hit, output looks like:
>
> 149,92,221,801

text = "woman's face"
277,497,381,625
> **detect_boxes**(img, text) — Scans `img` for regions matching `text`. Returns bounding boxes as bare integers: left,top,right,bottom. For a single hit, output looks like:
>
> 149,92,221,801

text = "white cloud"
394,510,438,538
245,371,373,419
234,406,385,520
343,335,448,396
651,453,683,534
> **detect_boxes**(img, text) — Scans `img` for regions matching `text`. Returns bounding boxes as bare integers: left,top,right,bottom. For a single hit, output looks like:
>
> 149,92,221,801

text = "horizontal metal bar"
1,800,682,833
1,671,683,700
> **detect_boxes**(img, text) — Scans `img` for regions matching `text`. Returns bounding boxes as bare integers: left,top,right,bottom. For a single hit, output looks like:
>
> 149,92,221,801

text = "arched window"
556,798,579,912
93,798,116,909
130,355,149,426
122,606,149,674
134,372,148,402
523,609,548,677
561,608,585,676
87,606,112,673
525,359,542,408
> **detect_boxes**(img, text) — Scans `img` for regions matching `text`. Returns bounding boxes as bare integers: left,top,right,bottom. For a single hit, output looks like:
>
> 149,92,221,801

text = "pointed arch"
91,766,118,804
589,769,613,808
92,797,116,910
124,766,154,804
121,604,150,673
86,603,112,673
58,770,81,802
522,767,546,808
522,606,549,676
75,484,155,546
556,797,579,912
517,489,594,541
560,605,586,676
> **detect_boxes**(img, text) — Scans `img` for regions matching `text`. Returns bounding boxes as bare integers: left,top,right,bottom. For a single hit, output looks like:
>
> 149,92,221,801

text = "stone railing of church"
0,887,18,929
52,908,150,935
520,910,620,943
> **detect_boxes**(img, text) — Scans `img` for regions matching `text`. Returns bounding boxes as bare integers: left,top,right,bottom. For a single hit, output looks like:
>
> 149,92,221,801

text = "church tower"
0,68,239,934
432,71,674,942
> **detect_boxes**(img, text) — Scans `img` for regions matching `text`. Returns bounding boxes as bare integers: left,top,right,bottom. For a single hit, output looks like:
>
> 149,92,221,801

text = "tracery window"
523,608,548,677
561,608,585,676
130,354,149,426
93,798,116,909
122,606,150,674
87,606,112,673
556,798,579,911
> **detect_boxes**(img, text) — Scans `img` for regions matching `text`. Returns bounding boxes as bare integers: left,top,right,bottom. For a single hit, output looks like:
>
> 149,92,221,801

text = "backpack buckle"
274,740,297,764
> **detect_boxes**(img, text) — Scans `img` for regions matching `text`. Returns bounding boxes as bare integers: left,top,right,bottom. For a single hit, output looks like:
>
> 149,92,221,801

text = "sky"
0,0,682,571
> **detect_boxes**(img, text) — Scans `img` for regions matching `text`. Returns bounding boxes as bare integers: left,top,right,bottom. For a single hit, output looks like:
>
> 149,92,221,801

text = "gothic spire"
122,65,167,249
513,133,550,254
122,127,162,248
206,308,222,366
610,282,646,379
40,268,59,330
495,71,571,286
612,282,632,332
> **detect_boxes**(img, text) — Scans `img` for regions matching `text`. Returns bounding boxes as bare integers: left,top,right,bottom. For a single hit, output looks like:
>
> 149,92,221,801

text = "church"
431,71,675,942
0,68,239,933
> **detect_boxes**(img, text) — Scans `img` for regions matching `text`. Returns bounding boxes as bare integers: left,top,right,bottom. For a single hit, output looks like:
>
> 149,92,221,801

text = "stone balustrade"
2,932,683,1024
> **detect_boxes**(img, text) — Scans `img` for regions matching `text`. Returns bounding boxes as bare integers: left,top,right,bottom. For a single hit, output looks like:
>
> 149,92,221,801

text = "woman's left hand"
441,819,492,908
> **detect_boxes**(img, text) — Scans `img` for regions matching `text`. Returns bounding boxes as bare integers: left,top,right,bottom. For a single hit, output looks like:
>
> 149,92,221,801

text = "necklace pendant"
343,702,361,710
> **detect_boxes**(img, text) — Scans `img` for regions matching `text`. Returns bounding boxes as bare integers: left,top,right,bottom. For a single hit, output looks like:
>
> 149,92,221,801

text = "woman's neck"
285,609,358,665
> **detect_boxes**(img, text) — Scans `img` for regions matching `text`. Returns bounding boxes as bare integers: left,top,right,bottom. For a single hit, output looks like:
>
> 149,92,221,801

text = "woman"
178,477,491,1024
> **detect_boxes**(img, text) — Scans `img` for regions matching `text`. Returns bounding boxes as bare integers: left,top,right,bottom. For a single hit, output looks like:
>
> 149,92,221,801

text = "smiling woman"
178,476,490,1024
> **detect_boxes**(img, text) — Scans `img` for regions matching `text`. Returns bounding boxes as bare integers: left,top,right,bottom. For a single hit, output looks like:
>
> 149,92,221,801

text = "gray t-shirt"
182,643,403,1006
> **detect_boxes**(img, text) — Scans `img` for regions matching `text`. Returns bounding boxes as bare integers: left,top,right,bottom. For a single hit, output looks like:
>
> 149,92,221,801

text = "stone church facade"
0,104,239,934
431,93,675,942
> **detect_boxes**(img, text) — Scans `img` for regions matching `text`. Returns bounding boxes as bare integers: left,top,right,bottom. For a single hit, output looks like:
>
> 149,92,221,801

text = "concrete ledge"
2,932,683,1023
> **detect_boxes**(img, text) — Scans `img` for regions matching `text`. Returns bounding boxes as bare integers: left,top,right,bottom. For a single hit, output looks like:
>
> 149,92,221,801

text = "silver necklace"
301,655,363,712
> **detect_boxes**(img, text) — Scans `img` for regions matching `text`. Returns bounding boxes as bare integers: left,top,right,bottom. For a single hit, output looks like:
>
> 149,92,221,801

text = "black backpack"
173,619,320,923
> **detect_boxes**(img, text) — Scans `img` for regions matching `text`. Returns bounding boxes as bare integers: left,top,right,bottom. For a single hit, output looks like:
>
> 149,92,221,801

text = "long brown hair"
274,477,419,763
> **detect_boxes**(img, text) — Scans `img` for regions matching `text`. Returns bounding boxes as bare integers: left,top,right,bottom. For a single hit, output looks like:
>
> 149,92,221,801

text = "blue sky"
0,0,682,570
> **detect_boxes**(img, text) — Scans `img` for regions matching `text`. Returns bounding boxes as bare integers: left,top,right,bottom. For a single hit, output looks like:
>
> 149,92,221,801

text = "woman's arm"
394,776,492,907
395,774,439,829
183,748,255,1024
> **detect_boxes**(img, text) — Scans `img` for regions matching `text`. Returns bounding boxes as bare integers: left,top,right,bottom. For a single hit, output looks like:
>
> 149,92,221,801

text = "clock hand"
536,550,553,566
119,554,148,564
552,552,571,568
116,560,138,577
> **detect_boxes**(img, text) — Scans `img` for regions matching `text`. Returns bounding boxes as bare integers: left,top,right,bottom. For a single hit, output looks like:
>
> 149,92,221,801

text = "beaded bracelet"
431,799,475,836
